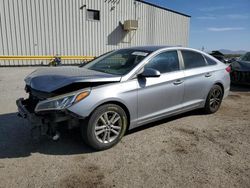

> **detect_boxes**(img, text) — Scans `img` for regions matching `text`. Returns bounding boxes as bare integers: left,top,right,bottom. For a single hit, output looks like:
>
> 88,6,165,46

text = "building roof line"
135,0,191,18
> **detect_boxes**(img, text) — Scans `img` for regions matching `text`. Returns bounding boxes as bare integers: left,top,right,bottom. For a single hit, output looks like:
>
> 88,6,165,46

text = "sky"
147,0,250,52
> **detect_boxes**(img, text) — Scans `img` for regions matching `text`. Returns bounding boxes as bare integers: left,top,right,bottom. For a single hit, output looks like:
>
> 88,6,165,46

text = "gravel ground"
0,67,249,188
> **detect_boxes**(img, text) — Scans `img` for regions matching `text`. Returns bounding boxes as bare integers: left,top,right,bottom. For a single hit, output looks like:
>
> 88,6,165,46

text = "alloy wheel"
209,88,222,111
94,111,122,144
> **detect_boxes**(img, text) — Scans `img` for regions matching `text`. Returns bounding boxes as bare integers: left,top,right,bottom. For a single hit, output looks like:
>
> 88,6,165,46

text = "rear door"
180,50,215,107
137,50,185,125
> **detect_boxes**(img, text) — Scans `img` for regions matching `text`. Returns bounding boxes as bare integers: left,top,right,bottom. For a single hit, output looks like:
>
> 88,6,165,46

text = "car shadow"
0,112,94,159
0,109,205,159
127,109,205,135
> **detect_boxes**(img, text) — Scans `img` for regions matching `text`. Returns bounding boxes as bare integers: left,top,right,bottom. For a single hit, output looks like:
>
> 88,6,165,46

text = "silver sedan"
17,46,231,150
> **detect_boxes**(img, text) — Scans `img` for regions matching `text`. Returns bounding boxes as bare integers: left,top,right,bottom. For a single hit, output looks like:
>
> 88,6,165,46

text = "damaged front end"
16,86,90,140
16,66,121,140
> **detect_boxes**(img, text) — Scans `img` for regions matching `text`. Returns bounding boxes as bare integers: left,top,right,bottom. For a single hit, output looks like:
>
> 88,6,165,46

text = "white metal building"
0,0,190,63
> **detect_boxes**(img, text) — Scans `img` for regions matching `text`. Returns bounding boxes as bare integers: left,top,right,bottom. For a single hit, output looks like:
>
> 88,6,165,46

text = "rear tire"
204,85,223,114
81,104,128,150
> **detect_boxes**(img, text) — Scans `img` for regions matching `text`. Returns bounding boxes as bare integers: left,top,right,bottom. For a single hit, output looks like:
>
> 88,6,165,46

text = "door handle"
173,80,183,85
205,73,212,77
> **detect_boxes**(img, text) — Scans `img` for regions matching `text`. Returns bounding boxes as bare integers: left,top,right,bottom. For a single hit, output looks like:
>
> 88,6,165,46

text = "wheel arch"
214,82,224,95
204,82,225,103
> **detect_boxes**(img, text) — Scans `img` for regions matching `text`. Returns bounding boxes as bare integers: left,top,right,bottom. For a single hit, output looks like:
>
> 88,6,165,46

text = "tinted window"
145,51,180,73
205,56,217,65
182,50,207,69
240,52,250,61
87,9,100,21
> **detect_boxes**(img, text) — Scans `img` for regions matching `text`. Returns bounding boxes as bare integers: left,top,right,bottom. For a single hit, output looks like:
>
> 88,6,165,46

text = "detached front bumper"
16,98,74,122
16,98,79,139
16,98,49,139
16,98,43,125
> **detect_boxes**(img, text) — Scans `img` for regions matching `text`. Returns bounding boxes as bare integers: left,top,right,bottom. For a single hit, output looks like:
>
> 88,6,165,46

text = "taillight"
226,66,231,73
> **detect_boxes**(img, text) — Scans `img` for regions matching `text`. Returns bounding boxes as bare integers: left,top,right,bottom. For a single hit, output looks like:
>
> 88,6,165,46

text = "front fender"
67,81,138,122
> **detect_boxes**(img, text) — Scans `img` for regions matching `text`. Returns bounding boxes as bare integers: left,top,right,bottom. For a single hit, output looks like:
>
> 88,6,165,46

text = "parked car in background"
230,52,250,85
227,57,236,64
210,51,227,63
16,46,231,150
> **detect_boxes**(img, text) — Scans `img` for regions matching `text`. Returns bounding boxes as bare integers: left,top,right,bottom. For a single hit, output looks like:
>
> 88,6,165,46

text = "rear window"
182,50,207,69
205,56,217,65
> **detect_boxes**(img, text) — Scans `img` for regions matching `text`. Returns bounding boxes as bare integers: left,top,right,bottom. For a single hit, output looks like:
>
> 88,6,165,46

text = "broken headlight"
35,89,90,112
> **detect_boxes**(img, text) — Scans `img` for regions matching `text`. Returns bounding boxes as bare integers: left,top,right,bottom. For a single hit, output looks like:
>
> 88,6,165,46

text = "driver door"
137,50,185,126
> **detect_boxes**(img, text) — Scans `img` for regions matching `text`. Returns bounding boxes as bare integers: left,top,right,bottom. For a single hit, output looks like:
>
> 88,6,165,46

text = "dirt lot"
0,67,249,188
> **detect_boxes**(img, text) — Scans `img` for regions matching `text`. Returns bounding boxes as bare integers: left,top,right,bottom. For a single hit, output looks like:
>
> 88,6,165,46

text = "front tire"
81,104,128,150
204,85,223,114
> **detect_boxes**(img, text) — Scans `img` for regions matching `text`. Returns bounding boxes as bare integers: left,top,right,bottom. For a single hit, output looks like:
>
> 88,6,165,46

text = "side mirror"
139,68,161,78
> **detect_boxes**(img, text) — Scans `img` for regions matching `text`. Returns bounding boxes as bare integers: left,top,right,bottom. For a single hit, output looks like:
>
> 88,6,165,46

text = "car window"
240,52,250,61
205,56,217,65
84,49,151,75
182,50,207,69
145,51,180,73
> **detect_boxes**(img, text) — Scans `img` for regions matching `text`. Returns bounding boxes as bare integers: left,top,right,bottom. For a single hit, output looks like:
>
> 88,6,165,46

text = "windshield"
84,49,151,75
240,52,250,62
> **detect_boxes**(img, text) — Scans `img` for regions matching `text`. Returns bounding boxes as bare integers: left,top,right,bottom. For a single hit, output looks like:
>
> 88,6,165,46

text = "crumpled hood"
231,60,250,71
25,67,121,92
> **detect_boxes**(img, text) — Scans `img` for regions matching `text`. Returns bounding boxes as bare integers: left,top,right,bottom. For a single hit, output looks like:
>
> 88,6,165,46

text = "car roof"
118,46,215,57
124,45,176,52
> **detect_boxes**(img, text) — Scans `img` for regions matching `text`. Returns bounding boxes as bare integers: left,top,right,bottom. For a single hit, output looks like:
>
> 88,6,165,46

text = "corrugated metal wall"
0,0,190,65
